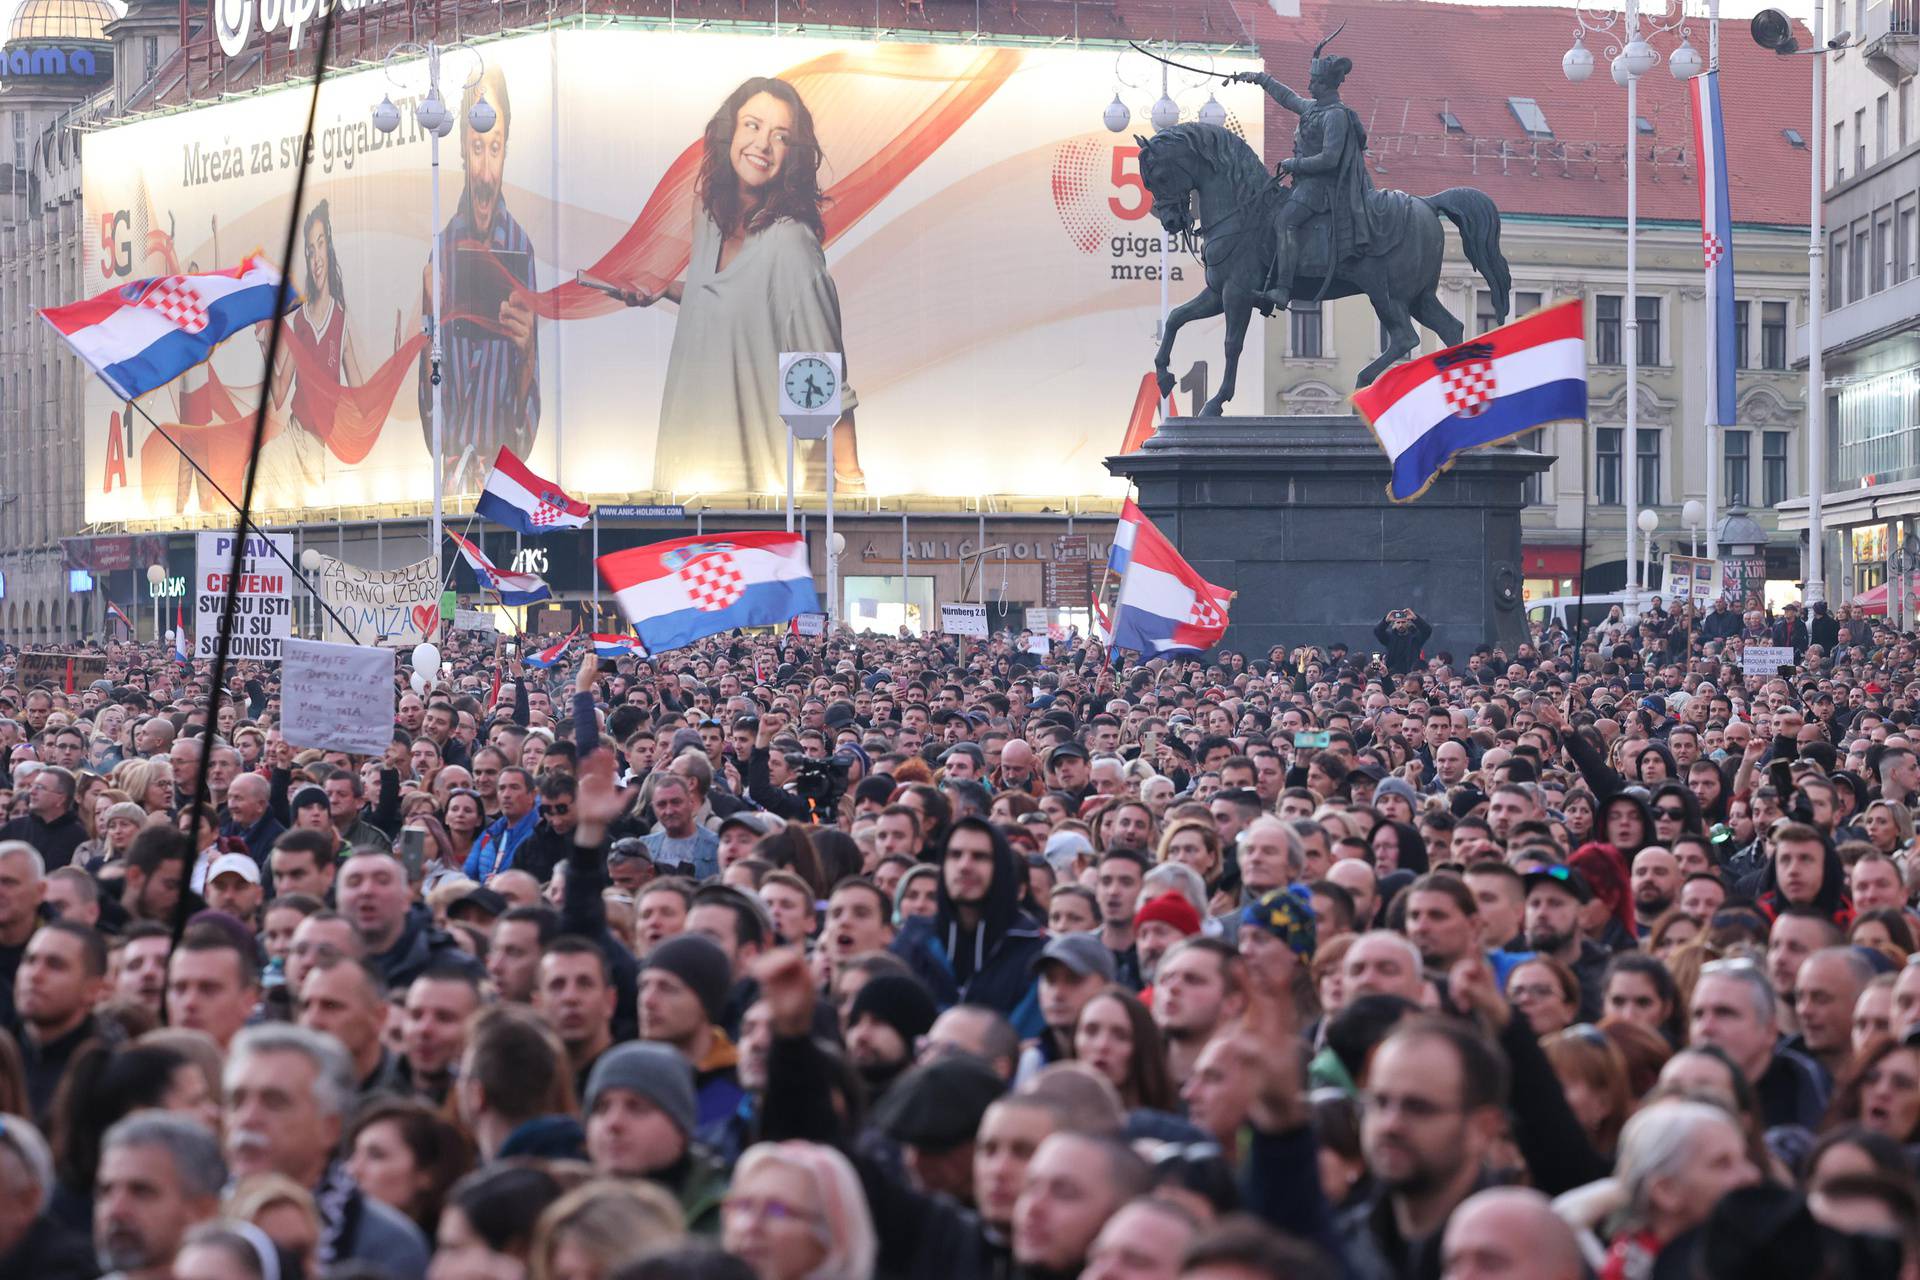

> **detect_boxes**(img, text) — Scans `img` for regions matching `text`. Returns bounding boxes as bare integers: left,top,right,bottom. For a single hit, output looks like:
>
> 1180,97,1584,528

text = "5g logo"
98,211,132,278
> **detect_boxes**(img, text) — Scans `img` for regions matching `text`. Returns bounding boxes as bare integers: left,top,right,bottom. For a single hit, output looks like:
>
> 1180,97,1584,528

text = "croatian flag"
592,633,647,659
1691,70,1738,426
598,531,819,654
40,255,298,402
523,626,580,668
174,604,190,666
106,601,135,634
1107,502,1143,578
1352,300,1587,503
449,531,552,606
476,448,592,534
1107,508,1234,657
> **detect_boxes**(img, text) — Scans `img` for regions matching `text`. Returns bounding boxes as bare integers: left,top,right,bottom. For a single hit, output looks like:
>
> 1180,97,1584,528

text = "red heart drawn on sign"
412,604,438,636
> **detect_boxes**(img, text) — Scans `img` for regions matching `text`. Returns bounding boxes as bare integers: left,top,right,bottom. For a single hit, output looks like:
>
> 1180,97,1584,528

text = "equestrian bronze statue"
1139,30,1512,415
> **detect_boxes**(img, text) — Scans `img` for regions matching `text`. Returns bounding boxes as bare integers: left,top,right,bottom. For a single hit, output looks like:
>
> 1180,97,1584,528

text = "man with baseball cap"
1523,864,1607,1019
1020,934,1116,1077
202,852,263,925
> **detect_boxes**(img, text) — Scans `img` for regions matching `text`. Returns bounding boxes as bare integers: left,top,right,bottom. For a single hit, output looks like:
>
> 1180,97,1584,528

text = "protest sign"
1742,645,1795,677
194,531,293,661
941,604,989,637
15,652,107,693
281,639,397,755
311,553,443,646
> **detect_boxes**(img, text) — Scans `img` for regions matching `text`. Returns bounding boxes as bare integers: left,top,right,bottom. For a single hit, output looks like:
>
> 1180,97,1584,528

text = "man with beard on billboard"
422,63,539,495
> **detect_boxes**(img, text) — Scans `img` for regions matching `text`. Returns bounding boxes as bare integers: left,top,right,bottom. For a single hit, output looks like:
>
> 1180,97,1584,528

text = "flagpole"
119,397,365,642
592,508,601,617
1704,0,1723,563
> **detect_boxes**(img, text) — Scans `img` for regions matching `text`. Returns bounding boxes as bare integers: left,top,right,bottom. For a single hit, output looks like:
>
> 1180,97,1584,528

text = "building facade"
1777,0,1920,607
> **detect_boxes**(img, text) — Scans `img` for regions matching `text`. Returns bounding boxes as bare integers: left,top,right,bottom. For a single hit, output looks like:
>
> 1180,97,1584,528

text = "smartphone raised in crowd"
1294,730,1332,749
398,827,428,882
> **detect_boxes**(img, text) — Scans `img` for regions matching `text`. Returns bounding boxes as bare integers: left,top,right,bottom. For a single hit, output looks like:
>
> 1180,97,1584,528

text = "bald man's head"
1441,1187,1582,1280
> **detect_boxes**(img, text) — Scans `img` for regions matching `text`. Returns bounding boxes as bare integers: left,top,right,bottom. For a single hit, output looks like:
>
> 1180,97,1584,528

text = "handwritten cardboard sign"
281,638,396,755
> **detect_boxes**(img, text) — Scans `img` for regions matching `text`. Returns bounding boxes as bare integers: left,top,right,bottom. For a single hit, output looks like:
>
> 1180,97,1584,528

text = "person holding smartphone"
1373,606,1433,676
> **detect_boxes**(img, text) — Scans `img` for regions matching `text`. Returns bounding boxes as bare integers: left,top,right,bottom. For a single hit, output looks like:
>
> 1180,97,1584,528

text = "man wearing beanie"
639,933,744,1142
844,972,938,1100
582,1041,727,1234
1133,891,1203,988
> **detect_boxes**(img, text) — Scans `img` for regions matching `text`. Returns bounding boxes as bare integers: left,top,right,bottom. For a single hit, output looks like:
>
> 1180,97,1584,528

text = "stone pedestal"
1106,415,1551,657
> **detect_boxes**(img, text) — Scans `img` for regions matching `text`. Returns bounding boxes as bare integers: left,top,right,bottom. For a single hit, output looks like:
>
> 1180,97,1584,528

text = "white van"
1526,586,1669,633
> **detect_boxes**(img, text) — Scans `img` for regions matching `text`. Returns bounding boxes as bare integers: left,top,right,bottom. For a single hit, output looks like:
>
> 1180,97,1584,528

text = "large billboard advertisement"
81,30,1261,522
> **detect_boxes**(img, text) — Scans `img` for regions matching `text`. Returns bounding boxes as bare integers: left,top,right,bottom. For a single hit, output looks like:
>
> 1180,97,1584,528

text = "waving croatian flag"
1107,501,1143,578
1352,300,1587,503
476,448,592,534
106,600,136,634
174,604,190,666
523,626,580,668
40,255,298,402
598,531,818,654
592,633,647,659
1107,508,1233,657
1691,71,1737,426
450,531,552,606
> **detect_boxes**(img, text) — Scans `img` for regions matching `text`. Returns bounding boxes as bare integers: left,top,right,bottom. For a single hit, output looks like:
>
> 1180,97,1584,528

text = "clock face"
784,356,837,411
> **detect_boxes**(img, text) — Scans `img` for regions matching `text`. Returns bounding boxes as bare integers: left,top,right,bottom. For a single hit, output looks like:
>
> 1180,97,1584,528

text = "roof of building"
1254,0,1813,228
7,0,122,44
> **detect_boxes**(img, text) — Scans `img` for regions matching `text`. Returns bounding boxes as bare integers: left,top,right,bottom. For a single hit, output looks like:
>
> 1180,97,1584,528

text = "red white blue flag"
1690,70,1737,425
106,601,135,634
39,255,297,402
598,532,818,654
591,633,647,659
523,625,580,668
450,531,552,606
174,604,190,666
1352,300,1587,503
476,448,592,534
1107,503,1233,656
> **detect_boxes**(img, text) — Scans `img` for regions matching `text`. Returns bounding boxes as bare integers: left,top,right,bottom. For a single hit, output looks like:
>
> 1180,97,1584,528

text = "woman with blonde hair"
724,1141,875,1280
117,757,176,814
532,1179,684,1280
1862,799,1914,859
224,1173,323,1277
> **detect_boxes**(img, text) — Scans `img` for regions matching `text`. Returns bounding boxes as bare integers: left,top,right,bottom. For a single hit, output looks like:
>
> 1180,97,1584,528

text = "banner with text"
194,531,294,661
81,30,1259,522
312,553,442,646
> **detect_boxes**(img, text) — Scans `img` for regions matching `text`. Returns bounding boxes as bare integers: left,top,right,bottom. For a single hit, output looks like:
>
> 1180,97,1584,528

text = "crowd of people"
0,597,1914,1280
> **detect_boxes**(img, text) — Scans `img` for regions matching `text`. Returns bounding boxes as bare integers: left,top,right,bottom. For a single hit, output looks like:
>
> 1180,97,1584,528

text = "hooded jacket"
891,821,1045,1037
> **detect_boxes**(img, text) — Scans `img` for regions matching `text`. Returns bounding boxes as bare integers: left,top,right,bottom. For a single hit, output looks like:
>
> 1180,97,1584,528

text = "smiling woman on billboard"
631,76,865,496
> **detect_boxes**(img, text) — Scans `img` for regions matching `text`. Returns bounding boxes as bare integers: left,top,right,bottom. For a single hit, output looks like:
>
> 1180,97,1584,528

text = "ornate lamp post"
372,42,495,571
1564,0,1705,620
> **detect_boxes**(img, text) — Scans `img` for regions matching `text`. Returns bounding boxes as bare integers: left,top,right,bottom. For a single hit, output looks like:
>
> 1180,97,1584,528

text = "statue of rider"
1228,27,1382,314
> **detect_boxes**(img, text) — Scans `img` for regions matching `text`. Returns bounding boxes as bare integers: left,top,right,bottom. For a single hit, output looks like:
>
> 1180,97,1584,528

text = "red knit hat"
1133,891,1203,937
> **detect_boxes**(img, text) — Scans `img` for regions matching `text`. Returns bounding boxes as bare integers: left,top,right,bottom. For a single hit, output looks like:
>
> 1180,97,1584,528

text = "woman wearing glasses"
722,1141,875,1280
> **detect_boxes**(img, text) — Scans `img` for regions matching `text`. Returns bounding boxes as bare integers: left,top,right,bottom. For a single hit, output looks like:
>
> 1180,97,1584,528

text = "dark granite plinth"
1106,415,1551,656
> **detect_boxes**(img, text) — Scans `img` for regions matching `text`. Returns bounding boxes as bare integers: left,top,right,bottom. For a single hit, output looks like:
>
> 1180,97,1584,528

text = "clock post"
777,352,845,631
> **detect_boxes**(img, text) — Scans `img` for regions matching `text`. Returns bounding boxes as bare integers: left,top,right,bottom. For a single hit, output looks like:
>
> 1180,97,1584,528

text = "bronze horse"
1139,122,1511,415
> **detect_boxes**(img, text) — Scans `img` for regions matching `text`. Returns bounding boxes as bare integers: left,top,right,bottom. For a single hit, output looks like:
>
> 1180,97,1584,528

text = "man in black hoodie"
890,817,1046,1037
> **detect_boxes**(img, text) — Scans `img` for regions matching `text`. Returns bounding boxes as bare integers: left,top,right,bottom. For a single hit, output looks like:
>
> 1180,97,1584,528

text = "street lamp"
1638,506,1660,598
372,42,494,582
146,563,165,643
1564,0,1708,624
1750,8,1855,606
300,547,323,637
1105,42,1221,416
1682,499,1706,556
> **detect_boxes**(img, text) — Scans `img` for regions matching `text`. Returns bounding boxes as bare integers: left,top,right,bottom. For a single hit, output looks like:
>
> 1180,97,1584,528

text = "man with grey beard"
94,1114,224,1280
